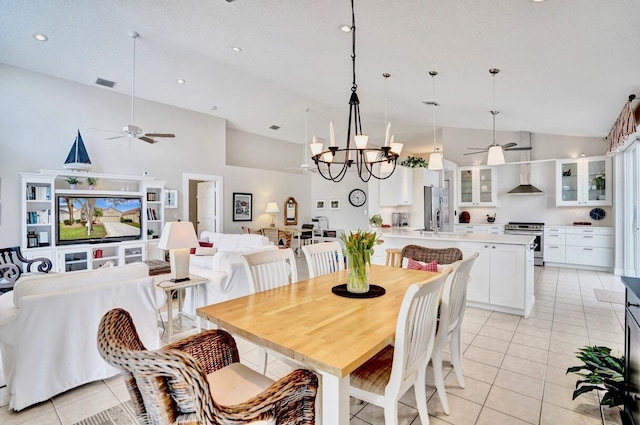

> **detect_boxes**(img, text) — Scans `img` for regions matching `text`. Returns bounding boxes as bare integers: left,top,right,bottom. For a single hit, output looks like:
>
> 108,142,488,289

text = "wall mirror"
284,197,298,226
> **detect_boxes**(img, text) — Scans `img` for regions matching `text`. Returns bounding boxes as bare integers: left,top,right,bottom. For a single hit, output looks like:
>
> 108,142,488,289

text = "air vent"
95,78,116,88
269,125,280,130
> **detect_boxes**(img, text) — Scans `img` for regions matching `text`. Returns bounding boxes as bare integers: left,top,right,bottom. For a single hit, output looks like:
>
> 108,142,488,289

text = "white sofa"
186,232,276,313
0,262,166,411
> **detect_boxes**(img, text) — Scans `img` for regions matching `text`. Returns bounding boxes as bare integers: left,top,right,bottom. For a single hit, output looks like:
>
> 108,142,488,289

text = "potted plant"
369,214,383,228
594,175,606,191
399,156,429,168
566,345,625,418
86,177,98,189
66,177,81,190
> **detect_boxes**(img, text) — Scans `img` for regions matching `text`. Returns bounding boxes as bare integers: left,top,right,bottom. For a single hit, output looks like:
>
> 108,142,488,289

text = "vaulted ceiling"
2,0,639,152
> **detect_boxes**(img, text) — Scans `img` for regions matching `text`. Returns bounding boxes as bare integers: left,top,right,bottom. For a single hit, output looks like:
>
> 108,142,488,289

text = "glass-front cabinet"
556,156,611,207
458,166,497,207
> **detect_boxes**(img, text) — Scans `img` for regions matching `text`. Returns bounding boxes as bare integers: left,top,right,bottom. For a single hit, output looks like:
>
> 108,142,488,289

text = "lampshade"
157,221,199,282
487,145,505,166
157,221,199,250
265,202,280,214
428,152,444,170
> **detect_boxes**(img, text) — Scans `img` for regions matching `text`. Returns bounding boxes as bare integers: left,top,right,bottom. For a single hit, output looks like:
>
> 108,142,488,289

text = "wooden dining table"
196,264,443,425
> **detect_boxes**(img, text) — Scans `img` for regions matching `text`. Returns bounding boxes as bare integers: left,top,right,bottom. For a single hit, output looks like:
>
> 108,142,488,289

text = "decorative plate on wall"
589,208,606,221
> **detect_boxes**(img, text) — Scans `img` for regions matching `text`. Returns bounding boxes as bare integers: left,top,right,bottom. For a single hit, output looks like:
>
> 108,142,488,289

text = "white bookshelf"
20,171,165,272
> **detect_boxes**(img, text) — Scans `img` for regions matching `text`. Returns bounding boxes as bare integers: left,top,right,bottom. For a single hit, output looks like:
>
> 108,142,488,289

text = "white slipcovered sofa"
186,231,277,312
0,262,166,411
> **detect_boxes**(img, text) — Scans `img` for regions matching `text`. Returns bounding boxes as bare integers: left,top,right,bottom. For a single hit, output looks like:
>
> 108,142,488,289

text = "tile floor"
0,263,627,425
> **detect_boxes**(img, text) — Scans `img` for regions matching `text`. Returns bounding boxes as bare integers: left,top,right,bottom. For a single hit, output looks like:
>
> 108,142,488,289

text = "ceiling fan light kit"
311,0,400,183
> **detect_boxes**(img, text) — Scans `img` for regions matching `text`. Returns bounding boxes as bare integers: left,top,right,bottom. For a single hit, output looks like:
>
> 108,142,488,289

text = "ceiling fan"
464,111,533,155
103,31,175,144
464,69,531,161
284,108,318,174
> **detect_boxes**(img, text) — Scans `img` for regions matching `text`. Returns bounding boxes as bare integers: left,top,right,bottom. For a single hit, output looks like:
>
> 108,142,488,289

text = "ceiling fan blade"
139,136,158,144
501,142,517,149
504,146,533,151
466,147,490,150
463,151,487,156
145,133,175,138
106,135,125,140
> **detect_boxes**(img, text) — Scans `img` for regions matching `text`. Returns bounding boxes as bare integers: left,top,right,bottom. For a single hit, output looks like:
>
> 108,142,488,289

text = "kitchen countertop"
376,228,534,246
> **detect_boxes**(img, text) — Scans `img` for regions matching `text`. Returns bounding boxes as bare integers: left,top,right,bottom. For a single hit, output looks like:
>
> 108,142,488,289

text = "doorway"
182,173,223,235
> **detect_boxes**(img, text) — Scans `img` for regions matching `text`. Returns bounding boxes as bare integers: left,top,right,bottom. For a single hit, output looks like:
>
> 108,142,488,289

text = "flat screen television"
56,195,143,245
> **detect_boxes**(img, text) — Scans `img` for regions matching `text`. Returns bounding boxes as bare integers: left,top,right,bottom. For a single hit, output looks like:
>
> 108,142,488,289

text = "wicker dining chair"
97,308,318,425
400,244,463,265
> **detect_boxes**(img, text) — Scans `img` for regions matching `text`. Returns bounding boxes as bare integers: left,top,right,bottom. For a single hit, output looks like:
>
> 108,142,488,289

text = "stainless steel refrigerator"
423,185,451,232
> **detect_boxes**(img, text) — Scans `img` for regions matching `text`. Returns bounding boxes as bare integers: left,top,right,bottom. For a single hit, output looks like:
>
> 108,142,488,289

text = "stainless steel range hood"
507,132,544,196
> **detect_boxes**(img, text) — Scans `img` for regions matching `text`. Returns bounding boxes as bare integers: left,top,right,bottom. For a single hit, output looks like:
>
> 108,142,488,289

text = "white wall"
310,172,369,232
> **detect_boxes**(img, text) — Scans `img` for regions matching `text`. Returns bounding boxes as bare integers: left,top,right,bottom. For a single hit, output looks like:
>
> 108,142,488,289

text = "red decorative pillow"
406,258,438,272
190,241,214,254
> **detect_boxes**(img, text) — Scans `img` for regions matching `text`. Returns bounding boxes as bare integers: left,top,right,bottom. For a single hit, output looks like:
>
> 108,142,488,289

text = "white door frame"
182,173,224,233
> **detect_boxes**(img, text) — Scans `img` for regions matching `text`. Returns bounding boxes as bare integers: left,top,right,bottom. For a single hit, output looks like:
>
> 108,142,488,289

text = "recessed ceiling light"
231,46,242,52
339,25,352,32
531,0,547,2
33,33,48,42
177,79,186,84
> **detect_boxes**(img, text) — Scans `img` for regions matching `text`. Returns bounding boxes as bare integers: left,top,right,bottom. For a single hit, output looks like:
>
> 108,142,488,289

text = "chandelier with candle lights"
310,0,402,182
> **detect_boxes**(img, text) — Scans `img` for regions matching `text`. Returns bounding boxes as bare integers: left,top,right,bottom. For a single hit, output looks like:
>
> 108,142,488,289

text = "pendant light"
310,0,400,182
426,71,443,171
487,68,505,166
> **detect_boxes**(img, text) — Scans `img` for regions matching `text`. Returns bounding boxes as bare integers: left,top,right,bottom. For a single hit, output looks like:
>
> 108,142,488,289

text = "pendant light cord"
350,0,357,94
130,32,139,126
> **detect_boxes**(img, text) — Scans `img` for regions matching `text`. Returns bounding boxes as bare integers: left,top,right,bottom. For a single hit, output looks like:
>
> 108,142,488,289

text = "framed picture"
164,190,178,209
329,199,340,210
233,192,253,221
315,200,326,210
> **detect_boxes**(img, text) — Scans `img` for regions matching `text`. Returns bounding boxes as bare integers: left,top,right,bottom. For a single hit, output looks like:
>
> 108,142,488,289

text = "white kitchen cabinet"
565,227,613,268
543,226,613,270
459,241,526,312
379,166,413,206
458,166,497,207
454,224,504,234
543,227,566,263
556,156,612,207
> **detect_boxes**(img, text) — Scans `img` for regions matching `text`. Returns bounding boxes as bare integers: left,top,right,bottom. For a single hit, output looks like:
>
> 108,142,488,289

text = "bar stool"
385,248,402,267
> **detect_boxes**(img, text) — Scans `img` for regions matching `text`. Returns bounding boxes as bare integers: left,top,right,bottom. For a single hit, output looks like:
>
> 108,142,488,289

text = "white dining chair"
301,241,344,278
240,248,298,373
349,269,450,425
431,251,479,415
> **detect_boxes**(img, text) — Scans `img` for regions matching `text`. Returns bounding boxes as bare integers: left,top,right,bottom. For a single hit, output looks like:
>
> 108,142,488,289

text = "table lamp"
265,202,279,227
157,221,199,282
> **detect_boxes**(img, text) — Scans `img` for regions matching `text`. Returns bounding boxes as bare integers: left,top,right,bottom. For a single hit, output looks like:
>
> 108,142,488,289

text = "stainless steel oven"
504,222,544,266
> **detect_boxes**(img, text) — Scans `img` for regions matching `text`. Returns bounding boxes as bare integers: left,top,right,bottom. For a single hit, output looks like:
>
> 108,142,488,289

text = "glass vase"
346,251,370,293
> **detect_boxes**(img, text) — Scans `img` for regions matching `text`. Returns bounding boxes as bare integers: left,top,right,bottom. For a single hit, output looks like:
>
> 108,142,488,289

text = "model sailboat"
63,130,93,171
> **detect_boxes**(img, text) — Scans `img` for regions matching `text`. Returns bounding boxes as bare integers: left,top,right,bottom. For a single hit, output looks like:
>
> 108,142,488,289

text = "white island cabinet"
458,241,532,315
372,230,535,317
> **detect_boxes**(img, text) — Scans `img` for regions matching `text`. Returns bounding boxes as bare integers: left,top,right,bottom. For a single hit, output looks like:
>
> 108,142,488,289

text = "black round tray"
331,284,386,299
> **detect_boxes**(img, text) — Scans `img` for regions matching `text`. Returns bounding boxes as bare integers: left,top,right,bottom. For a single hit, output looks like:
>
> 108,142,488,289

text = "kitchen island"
373,229,536,317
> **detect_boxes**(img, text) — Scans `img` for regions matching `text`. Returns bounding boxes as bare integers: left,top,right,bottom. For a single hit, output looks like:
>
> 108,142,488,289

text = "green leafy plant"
66,177,81,185
400,156,428,168
86,177,98,186
593,175,606,190
566,345,625,407
369,214,383,227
